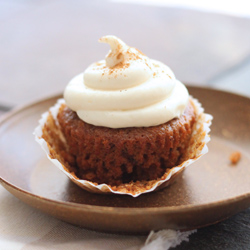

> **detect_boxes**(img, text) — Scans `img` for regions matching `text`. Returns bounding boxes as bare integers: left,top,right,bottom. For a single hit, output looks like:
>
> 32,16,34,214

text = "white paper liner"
34,98,212,197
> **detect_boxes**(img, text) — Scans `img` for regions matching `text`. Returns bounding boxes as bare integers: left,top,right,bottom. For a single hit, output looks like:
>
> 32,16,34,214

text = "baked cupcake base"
34,98,212,197
55,101,196,185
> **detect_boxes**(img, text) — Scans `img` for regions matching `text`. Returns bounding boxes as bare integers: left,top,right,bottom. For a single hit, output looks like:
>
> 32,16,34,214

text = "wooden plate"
0,87,250,234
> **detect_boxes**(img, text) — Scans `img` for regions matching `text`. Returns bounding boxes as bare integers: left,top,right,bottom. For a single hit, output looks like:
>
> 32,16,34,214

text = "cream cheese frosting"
64,35,189,128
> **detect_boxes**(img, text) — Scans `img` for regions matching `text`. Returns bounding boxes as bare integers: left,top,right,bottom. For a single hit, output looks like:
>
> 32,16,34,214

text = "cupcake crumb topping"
230,151,241,165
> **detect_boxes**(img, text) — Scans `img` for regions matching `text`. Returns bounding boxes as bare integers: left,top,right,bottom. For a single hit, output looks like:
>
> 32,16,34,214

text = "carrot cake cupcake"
35,36,212,196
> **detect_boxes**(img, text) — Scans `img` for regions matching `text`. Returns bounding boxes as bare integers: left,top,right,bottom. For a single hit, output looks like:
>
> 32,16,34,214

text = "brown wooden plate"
0,86,250,234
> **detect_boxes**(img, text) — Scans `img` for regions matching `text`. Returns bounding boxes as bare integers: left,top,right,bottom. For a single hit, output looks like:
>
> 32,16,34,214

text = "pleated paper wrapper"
34,98,212,197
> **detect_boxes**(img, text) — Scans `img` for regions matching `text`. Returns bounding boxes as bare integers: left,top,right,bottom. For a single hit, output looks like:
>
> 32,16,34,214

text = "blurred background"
0,0,250,111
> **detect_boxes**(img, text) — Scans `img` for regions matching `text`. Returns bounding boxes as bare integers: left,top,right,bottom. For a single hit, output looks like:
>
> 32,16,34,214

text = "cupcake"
35,36,212,197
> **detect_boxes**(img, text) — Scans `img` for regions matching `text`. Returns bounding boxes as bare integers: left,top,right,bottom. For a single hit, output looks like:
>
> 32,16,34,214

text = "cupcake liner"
34,98,212,197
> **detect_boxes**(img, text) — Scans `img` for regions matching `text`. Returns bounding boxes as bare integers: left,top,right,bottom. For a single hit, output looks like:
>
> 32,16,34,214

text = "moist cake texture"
55,100,196,186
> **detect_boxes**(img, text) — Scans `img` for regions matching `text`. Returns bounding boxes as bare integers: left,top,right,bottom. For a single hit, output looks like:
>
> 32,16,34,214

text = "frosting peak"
64,35,189,128
84,36,153,90
99,35,126,68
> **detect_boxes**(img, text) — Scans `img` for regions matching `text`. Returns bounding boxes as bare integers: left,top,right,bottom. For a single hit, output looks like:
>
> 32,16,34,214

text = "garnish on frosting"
64,35,189,128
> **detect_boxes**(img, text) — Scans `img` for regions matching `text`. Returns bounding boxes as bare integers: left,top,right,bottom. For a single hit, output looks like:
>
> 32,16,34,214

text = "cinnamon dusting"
135,48,145,56
116,52,122,60
108,62,130,75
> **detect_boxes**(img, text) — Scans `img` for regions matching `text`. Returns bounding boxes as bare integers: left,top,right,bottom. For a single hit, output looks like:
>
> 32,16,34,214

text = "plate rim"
1,177,250,215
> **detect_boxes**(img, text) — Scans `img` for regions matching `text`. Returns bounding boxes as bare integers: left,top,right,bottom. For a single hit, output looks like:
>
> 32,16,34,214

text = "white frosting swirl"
64,35,189,128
